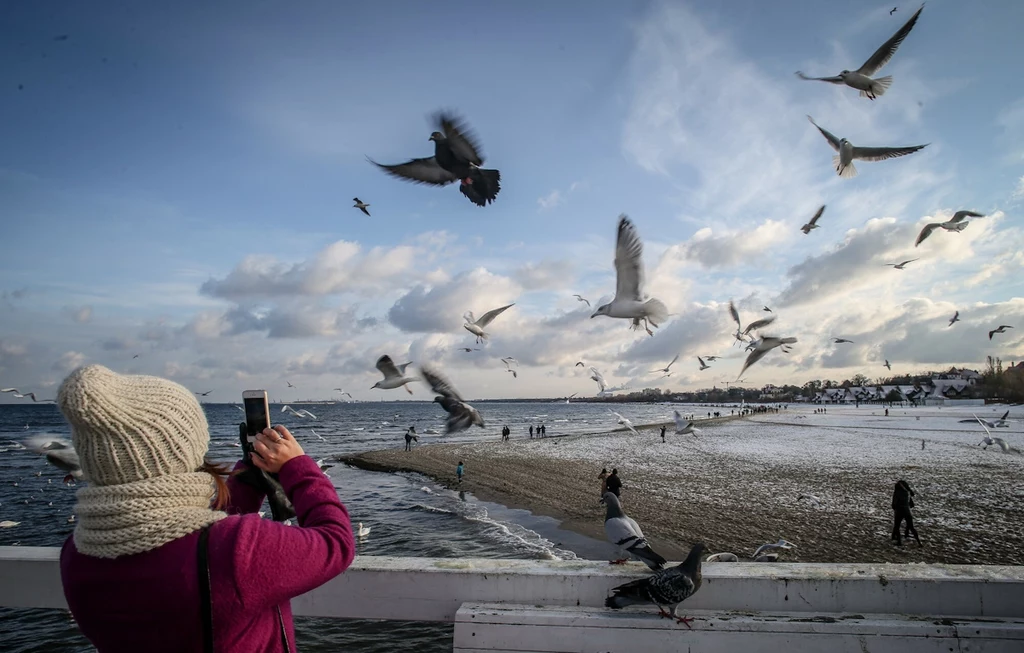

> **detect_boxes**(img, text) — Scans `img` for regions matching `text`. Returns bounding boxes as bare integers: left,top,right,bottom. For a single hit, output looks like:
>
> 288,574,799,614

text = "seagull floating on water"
421,364,485,434
372,355,416,394
989,325,1013,340
808,115,927,178
886,259,918,270
800,205,826,234
591,215,668,335
352,198,371,216
796,5,923,100
463,303,515,343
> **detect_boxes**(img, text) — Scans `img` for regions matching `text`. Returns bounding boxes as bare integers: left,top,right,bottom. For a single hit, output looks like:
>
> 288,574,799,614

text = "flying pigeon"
601,491,666,570
886,259,918,270
372,355,416,394
800,205,826,234
591,215,669,334
808,115,927,178
0,388,54,403
421,364,485,434
915,211,985,247
352,198,371,216
610,411,640,436
463,303,515,343
370,112,501,206
948,311,960,327
833,338,854,344
697,357,710,371
573,294,591,307
605,542,706,628
673,411,701,436
650,355,679,375
738,336,798,379
795,5,923,100
989,325,1013,340
752,539,797,559
24,436,83,484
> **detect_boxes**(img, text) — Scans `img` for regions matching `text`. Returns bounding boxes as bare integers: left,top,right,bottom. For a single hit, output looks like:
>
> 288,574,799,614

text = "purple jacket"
61,455,355,652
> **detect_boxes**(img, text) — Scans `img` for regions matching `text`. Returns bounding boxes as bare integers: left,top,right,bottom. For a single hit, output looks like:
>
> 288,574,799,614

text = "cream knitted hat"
58,365,226,558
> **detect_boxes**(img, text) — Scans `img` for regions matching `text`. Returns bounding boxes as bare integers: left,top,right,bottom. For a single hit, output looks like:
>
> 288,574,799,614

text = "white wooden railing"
2,548,1024,651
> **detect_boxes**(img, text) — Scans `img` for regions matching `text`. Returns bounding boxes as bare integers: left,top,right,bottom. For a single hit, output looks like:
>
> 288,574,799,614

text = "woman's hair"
200,460,236,510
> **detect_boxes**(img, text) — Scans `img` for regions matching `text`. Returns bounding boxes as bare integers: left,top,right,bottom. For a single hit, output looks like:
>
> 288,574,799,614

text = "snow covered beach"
343,404,1024,565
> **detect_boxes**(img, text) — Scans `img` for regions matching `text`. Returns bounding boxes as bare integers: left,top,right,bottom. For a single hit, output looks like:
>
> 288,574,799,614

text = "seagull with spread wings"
573,294,591,307
651,355,679,376
886,259,919,270
333,388,354,399
808,115,927,178
371,355,416,394
352,198,371,216
796,5,924,100
369,112,501,206
697,357,710,371
421,365,485,434
590,366,608,394
915,210,985,247
738,336,798,379
989,325,1013,340
610,410,640,436
463,303,515,343
948,311,960,327
591,215,668,335
0,388,55,403
800,205,826,234
673,411,701,436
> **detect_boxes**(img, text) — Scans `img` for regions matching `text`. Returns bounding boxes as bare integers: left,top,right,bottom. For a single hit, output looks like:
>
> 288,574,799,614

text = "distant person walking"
891,479,921,547
404,427,418,452
456,461,464,484
605,468,622,498
597,468,609,496
540,424,546,437
529,425,534,439
885,408,889,417
660,425,666,443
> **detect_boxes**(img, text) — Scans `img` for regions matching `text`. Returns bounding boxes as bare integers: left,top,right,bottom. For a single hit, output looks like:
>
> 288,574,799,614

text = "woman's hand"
251,425,305,474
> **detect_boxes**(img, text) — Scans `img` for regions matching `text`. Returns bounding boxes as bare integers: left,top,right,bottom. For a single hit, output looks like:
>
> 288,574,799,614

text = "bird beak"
590,312,597,319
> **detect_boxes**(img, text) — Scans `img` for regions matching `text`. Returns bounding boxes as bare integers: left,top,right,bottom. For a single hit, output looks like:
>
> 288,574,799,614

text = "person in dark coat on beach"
529,425,534,438
660,425,666,442
891,479,921,547
605,469,622,498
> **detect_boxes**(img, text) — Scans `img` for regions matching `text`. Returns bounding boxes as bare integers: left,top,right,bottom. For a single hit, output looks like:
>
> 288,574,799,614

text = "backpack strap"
198,525,214,653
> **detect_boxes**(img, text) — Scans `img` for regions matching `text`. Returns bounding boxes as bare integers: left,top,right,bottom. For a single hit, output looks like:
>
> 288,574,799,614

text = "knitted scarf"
73,472,226,559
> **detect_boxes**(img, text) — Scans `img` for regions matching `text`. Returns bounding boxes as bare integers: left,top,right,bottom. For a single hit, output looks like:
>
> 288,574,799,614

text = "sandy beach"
341,406,1024,565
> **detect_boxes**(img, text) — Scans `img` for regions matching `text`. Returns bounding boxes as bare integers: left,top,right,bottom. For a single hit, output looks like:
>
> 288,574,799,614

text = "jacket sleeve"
223,460,267,515
224,455,356,611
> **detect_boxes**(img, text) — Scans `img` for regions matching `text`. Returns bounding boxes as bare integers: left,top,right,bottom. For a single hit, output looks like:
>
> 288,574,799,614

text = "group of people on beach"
529,424,547,438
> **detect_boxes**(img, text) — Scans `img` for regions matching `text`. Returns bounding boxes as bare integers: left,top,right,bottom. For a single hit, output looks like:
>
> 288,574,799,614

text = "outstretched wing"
590,367,606,392
852,144,927,162
794,71,844,84
807,205,825,228
915,223,941,247
666,354,679,369
475,303,515,328
369,156,458,186
807,116,842,152
728,300,741,328
434,112,485,166
950,210,984,223
673,410,687,431
743,315,777,335
739,347,770,379
420,364,463,401
857,4,924,76
376,355,402,379
614,215,645,302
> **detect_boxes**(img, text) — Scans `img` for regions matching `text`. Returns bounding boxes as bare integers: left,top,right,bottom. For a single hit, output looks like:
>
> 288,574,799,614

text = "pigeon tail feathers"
460,168,501,206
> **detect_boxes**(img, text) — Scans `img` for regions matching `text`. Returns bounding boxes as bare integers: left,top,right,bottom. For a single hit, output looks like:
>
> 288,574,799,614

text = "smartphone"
242,389,270,444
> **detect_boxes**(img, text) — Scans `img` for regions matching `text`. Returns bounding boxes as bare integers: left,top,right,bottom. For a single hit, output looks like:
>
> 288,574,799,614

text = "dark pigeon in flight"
420,364,485,434
370,112,501,207
606,542,707,628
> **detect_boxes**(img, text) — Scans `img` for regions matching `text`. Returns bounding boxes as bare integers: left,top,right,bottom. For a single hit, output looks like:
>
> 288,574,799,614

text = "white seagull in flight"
573,294,591,307
673,411,701,436
915,210,985,247
650,355,679,376
800,205,826,234
795,5,924,100
738,336,798,379
808,115,927,178
698,357,710,371
610,411,639,436
281,405,317,420
590,366,608,394
463,303,515,343
371,355,416,394
591,215,668,336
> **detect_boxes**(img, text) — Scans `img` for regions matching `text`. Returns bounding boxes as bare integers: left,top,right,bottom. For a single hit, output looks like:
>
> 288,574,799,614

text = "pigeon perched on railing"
601,492,666,570
605,542,707,628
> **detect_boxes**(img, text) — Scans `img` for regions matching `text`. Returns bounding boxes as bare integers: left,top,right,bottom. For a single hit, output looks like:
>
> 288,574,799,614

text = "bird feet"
461,177,472,185
676,616,694,629
609,559,629,565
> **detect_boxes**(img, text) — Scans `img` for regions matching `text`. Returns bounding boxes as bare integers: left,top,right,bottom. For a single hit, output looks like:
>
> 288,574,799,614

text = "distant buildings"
805,368,984,405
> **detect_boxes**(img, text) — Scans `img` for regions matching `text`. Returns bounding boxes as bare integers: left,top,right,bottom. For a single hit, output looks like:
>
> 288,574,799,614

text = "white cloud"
53,351,86,374
63,305,93,324
387,268,521,334
537,190,563,210
671,220,791,269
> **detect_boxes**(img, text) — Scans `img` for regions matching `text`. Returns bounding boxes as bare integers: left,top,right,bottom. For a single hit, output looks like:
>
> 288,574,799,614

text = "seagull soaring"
591,215,668,334
886,259,919,270
352,198,371,216
590,366,608,394
884,359,892,370
752,539,797,559
463,303,515,343
610,411,639,436
650,355,679,375
0,388,54,403
800,205,826,234
500,356,518,368
795,5,923,100
573,294,591,307
371,355,416,394
738,336,798,379
697,357,710,371
915,211,985,247
808,115,927,178
989,325,1013,340
673,411,701,436
281,405,317,420
704,355,720,362
332,388,354,399
833,338,854,344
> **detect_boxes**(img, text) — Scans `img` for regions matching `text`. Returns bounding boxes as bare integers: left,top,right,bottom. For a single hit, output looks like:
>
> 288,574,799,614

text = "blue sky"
2,0,1022,402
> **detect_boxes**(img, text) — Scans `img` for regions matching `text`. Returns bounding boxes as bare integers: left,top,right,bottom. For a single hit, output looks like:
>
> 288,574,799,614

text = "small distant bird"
704,355,720,362
463,303,515,343
808,115,927,178
573,294,591,307
357,523,371,538
53,34,70,41
705,552,738,563
590,367,608,394
333,389,354,399
281,405,317,420
886,259,919,270
501,357,518,367
697,357,710,371
884,360,892,370
575,361,585,367
673,411,701,436
738,336,798,378
833,338,854,344
195,390,212,397
795,5,924,100
372,355,416,394
591,215,669,334
890,6,898,15
651,355,679,375
458,347,480,353
752,539,797,559
800,205,826,234
605,542,706,628
915,210,985,247
286,381,295,388
989,325,1013,340
0,388,54,403
132,354,140,359
352,198,371,216
370,112,501,206
763,306,773,313
421,364,485,434
610,410,639,436
948,311,960,327
506,368,518,379
601,492,666,570
311,429,327,442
